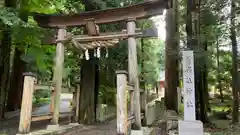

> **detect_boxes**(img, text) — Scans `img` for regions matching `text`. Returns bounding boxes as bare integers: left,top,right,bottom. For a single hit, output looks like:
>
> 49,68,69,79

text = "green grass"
209,98,231,118
33,97,51,106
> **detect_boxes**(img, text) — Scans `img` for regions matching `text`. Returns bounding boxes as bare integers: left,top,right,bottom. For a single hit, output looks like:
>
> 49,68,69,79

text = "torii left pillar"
48,27,67,129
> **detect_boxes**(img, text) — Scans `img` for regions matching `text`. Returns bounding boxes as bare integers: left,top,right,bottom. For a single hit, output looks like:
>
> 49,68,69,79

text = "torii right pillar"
127,18,142,129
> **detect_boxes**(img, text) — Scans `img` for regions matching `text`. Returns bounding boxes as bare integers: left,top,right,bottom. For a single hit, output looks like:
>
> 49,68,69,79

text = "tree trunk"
198,63,209,123
230,0,239,124
198,3,209,122
6,3,28,111
78,1,100,124
0,0,18,120
94,59,99,121
0,29,11,119
203,42,211,112
186,0,193,50
216,36,224,102
79,53,97,124
186,0,209,121
6,49,25,111
164,0,179,111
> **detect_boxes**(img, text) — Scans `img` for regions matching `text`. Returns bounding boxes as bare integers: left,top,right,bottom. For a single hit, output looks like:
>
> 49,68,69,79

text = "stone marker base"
143,127,155,135
131,130,143,135
178,120,204,135
167,120,178,131
16,133,32,135
131,127,156,135
68,123,79,126
168,130,178,135
47,124,59,130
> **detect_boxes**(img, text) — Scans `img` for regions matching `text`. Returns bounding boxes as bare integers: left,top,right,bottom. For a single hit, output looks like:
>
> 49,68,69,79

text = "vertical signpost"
179,50,204,135
182,50,196,121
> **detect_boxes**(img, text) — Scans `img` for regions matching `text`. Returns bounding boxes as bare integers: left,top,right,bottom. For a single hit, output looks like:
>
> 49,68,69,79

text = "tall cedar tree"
6,0,28,111
0,0,16,119
230,0,239,124
186,0,209,122
165,0,179,112
78,0,100,124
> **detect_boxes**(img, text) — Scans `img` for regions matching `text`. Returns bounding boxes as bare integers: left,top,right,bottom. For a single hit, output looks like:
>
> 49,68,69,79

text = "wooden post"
127,18,142,129
71,89,76,122
51,27,67,125
177,87,181,113
18,72,36,134
128,83,134,116
71,84,80,123
140,81,146,111
75,83,80,121
140,91,147,126
116,70,128,135
50,84,55,115
140,81,147,126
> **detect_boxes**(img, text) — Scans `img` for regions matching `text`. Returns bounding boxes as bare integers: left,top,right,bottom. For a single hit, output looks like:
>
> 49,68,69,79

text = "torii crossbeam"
33,0,169,28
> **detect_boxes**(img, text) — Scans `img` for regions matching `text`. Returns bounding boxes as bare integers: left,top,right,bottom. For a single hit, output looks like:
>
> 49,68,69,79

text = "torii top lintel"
33,0,169,28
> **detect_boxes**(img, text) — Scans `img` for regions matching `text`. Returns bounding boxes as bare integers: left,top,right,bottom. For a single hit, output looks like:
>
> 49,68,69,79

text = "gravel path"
0,117,70,135
64,120,116,135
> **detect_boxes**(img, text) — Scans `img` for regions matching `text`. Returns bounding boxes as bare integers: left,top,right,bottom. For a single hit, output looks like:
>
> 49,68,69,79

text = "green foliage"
98,85,116,106
138,19,165,83
178,0,233,97
33,90,51,105
0,7,24,27
139,39,165,83
207,50,232,94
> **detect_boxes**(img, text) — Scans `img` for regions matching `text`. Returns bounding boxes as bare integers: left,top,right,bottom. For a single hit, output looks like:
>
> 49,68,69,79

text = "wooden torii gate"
25,0,169,134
